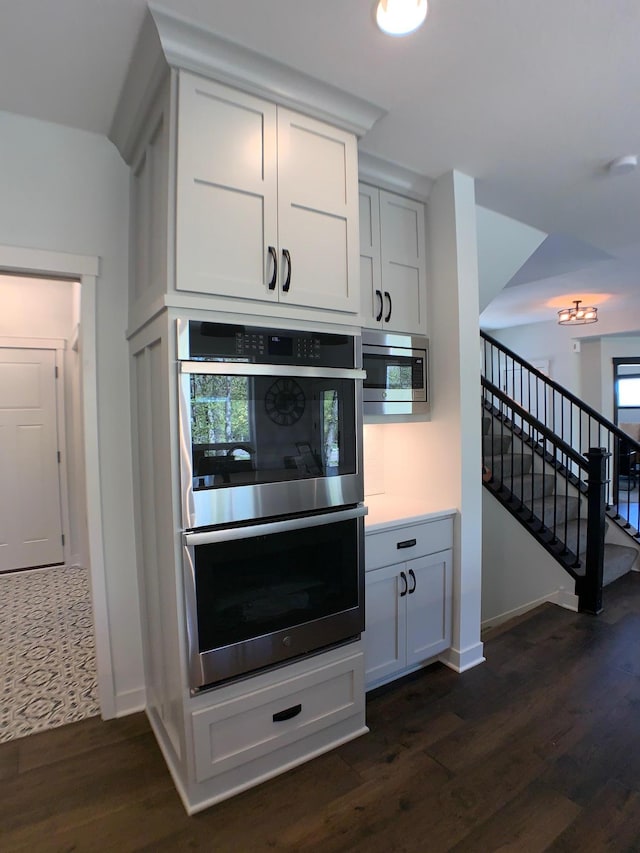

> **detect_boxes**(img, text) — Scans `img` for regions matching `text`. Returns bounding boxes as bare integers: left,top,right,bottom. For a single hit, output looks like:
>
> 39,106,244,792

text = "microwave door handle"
184,504,368,547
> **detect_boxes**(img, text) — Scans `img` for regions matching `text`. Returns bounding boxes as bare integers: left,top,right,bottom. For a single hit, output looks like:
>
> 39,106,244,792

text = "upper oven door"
179,361,365,528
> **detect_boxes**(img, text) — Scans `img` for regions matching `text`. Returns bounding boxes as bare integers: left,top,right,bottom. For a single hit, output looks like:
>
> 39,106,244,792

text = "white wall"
586,336,640,423
482,490,577,625
489,319,582,395
476,207,546,313
0,110,144,715
425,171,484,672
0,274,76,338
489,320,640,426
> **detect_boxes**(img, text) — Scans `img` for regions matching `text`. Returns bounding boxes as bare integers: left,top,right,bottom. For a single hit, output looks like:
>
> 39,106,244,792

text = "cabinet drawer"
191,652,364,782
365,516,453,571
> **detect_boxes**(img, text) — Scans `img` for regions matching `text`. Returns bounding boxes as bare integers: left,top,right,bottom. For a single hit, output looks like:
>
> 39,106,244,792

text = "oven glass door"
180,363,364,527
184,506,366,689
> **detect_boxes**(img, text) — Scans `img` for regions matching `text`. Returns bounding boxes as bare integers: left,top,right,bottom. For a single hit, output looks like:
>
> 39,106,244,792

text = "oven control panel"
184,321,356,368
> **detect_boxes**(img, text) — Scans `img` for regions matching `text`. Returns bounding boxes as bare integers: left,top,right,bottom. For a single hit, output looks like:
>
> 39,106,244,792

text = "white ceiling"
2,0,640,331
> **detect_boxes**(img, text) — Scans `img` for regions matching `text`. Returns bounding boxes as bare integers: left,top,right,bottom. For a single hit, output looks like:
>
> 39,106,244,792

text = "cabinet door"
277,109,359,314
364,563,407,685
359,185,383,327
379,191,427,334
176,73,279,300
405,550,452,667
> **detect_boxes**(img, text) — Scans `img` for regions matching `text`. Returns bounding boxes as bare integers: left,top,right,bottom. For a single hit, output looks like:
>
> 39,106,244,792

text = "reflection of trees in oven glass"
191,375,251,447
321,389,340,469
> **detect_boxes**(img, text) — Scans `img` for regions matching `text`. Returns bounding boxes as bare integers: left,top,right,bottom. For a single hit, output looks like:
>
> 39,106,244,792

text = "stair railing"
482,330,640,539
481,377,607,612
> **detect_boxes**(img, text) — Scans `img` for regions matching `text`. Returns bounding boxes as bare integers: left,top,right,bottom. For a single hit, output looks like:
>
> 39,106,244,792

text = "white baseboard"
552,586,579,612
440,642,485,673
114,686,146,717
481,586,578,633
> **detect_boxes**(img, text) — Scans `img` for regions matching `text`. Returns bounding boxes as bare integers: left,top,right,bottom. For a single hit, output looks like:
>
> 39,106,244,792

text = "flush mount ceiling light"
375,0,428,36
557,299,598,326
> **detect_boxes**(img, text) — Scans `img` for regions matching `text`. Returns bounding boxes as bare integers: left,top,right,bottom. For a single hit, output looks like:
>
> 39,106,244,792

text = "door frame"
0,244,115,718
0,338,70,568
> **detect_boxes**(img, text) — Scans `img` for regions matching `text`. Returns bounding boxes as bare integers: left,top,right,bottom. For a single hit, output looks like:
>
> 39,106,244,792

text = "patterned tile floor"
0,565,99,742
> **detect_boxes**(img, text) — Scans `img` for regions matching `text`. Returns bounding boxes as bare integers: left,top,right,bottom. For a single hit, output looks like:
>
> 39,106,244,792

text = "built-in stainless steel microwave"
361,330,429,416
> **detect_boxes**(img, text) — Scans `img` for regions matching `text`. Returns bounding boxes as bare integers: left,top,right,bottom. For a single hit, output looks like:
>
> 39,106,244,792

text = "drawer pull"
397,538,417,549
273,703,302,723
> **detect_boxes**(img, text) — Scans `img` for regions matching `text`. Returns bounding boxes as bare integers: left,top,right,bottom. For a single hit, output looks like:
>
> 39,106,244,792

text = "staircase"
481,331,640,613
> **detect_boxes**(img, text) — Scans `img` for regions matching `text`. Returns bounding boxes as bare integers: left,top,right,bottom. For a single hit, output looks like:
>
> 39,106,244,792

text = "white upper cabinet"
359,184,427,335
176,72,360,315
176,77,278,303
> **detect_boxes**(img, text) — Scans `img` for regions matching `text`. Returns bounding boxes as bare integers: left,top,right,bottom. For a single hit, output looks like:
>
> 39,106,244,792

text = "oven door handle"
180,361,366,381
184,504,368,547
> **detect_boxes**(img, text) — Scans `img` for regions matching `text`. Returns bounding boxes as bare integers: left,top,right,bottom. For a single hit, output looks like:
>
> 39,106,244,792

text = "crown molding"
358,151,433,201
110,4,386,163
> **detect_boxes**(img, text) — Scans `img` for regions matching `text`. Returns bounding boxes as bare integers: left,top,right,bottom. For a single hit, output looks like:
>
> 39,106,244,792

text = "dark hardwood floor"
4,572,640,851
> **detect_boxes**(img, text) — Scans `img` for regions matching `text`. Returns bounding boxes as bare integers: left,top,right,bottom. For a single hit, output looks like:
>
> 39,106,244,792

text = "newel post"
579,447,608,615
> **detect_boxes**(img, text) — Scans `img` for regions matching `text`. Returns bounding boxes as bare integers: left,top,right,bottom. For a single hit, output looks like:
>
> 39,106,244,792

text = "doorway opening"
0,272,99,741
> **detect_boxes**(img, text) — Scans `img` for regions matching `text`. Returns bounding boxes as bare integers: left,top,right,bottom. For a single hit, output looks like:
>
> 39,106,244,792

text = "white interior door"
0,348,63,572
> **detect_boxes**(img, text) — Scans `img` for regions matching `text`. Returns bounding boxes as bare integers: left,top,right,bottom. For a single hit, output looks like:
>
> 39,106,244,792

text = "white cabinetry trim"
111,6,385,165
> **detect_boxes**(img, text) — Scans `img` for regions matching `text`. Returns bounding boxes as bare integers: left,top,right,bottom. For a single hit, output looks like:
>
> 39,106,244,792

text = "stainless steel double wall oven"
177,320,366,691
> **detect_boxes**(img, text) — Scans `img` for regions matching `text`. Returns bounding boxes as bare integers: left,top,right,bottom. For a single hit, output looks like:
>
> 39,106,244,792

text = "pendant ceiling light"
557,299,598,326
375,0,428,36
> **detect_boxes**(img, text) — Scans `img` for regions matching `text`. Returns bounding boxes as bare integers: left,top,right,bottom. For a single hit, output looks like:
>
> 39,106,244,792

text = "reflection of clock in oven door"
265,378,306,426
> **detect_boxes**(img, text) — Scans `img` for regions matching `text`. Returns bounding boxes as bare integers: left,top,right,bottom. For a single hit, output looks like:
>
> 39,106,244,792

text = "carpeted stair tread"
482,405,640,593
508,473,556,501
555,518,609,555
572,543,638,586
530,495,581,527
486,454,533,479
483,434,512,456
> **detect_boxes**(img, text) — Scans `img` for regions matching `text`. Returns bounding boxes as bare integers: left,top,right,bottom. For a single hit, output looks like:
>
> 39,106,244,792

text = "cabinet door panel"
406,550,452,666
379,191,427,334
383,263,421,332
359,185,382,326
176,73,278,299
278,109,359,313
280,207,349,309
187,184,267,290
364,564,406,685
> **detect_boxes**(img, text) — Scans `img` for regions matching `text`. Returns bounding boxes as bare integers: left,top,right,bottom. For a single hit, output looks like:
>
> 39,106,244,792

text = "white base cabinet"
364,516,453,690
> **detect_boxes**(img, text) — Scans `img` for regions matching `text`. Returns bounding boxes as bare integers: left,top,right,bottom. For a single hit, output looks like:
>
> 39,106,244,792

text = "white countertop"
364,494,457,533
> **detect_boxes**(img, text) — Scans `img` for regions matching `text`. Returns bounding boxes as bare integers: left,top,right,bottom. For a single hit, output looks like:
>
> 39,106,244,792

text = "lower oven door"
183,504,367,692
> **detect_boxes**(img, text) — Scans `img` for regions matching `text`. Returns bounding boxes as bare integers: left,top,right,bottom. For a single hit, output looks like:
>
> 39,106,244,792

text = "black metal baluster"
580,448,607,614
